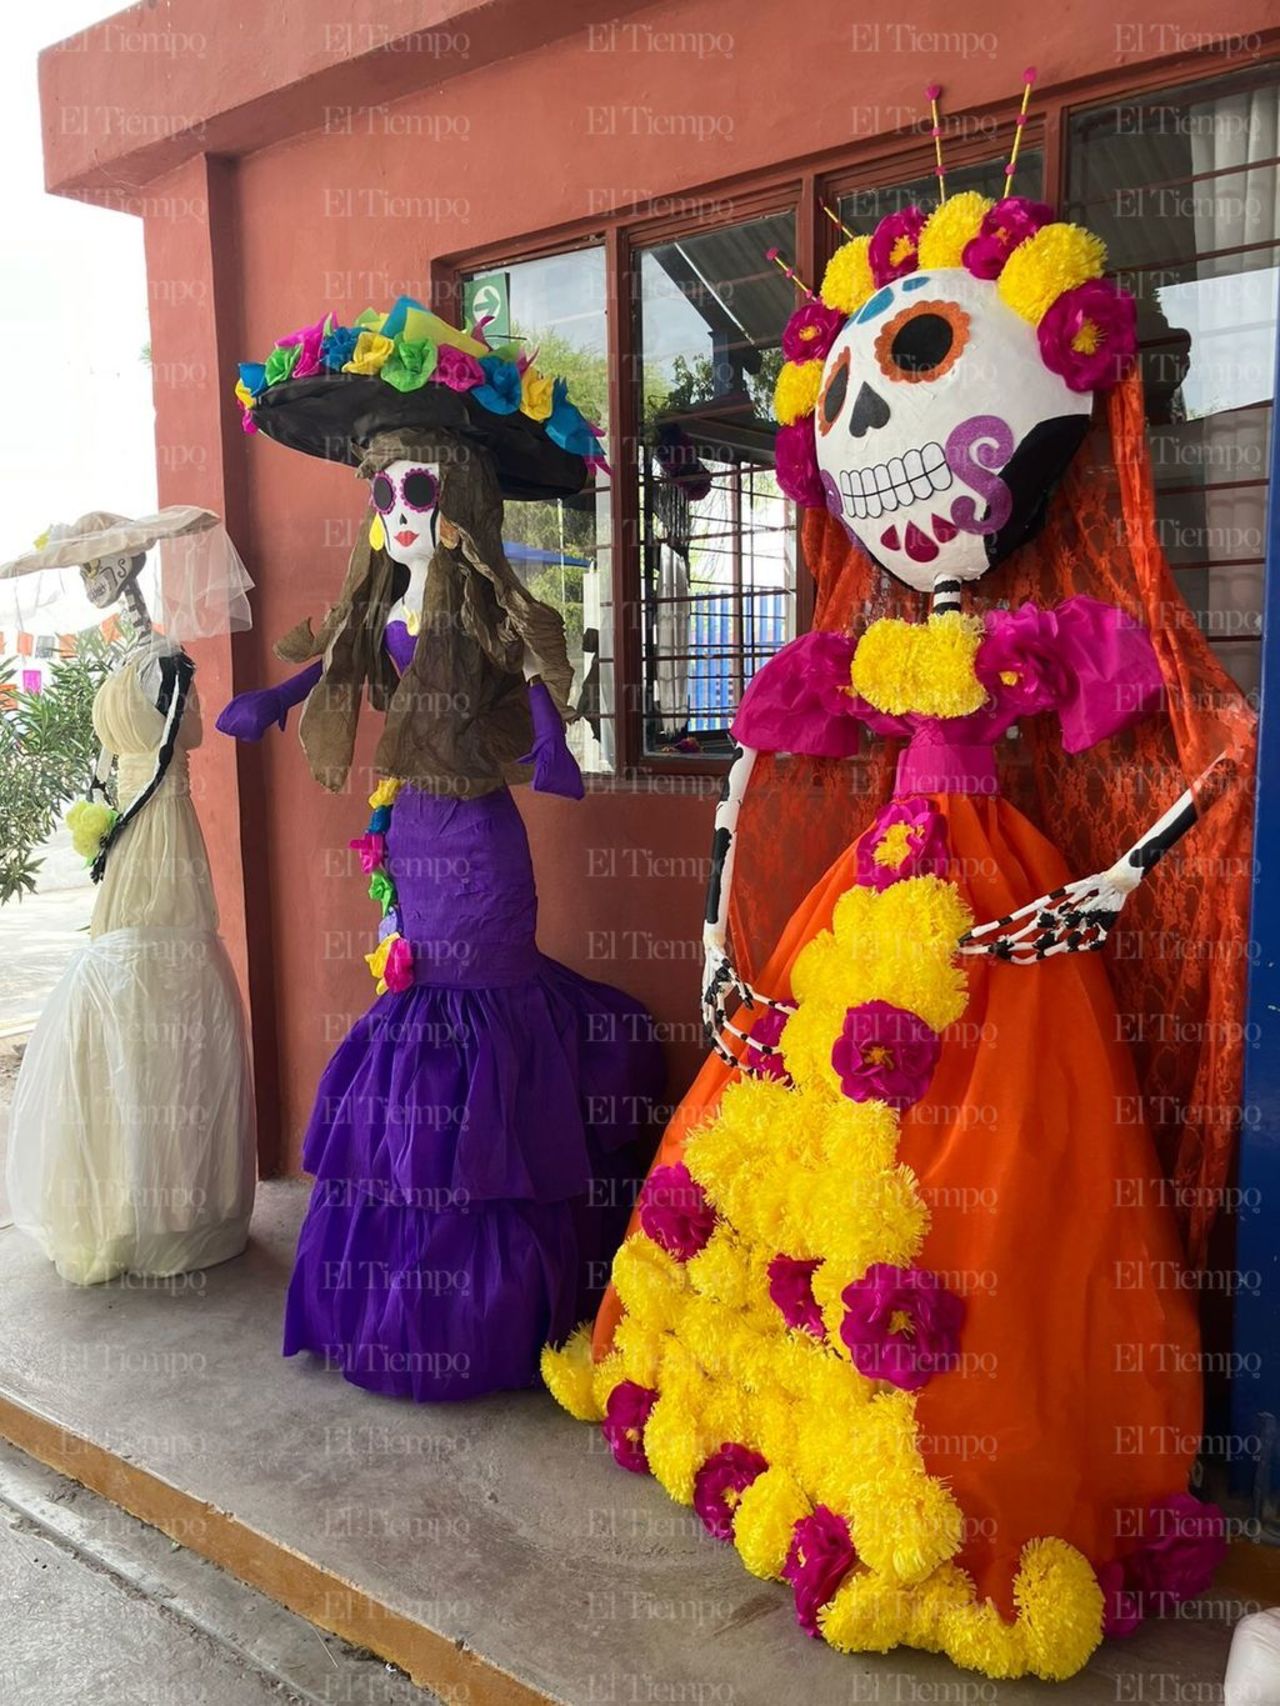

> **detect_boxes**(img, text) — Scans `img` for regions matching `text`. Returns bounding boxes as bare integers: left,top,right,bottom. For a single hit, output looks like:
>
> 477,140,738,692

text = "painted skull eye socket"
371,473,396,514
401,468,439,512
874,300,970,384
818,348,852,436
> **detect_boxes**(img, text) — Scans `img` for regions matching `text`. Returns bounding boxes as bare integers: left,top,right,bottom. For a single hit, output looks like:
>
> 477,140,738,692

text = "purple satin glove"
520,680,585,799
216,660,323,742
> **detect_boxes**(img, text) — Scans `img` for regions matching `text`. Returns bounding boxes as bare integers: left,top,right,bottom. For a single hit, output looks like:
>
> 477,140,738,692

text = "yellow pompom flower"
851,611,987,718
853,1468,964,1584
939,1596,1027,1679
819,1570,911,1654
611,1234,690,1332
342,330,395,375
540,1323,604,1421
1012,1537,1104,1681
612,1311,665,1390
774,360,823,426
918,192,994,269
998,222,1107,326
732,1467,811,1579
520,367,555,421
643,1388,709,1505
65,799,118,864
821,237,875,316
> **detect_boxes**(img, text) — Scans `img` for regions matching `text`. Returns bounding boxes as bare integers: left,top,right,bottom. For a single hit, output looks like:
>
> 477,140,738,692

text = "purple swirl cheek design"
945,414,1014,536
822,469,869,554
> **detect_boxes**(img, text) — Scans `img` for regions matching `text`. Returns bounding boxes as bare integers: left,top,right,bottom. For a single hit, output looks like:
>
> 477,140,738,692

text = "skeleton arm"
959,758,1224,963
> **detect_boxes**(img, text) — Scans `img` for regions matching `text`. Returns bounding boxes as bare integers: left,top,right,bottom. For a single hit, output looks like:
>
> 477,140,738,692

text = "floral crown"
771,78,1137,511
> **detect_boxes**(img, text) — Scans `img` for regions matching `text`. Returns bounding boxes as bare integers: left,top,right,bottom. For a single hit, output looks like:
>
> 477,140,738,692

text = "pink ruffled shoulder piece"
981,595,1162,753
731,630,861,757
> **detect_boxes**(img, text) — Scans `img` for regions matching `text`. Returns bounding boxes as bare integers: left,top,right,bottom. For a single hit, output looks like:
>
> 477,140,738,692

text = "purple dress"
281,621,664,1400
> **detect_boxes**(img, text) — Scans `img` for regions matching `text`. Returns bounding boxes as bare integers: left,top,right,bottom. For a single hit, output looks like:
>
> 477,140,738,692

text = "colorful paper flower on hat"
830,1000,940,1109
840,1262,965,1391
368,869,396,913
342,331,395,376
977,602,1073,715
520,367,556,422
781,301,845,365
321,322,361,371
547,378,604,459
693,1444,769,1541
237,361,268,401
277,314,330,379
264,341,302,387
380,337,438,393
744,1003,789,1081
433,344,485,392
1038,277,1137,393
962,196,1054,280
767,1254,826,1338
774,419,826,509
869,207,927,285
855,798,948,892
471,355,522,415
638,1162,717,1261
602,1381,657,1474
783,1507,858,1635
349,831,386,874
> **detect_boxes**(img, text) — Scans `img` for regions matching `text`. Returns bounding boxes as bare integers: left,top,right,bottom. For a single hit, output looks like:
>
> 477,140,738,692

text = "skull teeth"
839,442,952,521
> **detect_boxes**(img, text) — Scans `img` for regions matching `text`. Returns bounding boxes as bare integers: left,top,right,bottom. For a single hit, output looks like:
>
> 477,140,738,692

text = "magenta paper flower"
433,344,485,392
1132,1494,1228,1606
348,832,386,874
744,1004,789,1081
278,314,329,379
774,419,825,508
692,1443,769,1540
1038,277,1137,393
840,1263,965,1391
869,207,927,285
855,797,948,892
637,1162,716,1261
383,935,414,993
782,301,845,365
602,1381,657,1474
1097,1557,1144,1639
783,1506,858,1635
830,1000,940,1110
976,602,1073,717
962,196,1054,280
767,1254,826,1338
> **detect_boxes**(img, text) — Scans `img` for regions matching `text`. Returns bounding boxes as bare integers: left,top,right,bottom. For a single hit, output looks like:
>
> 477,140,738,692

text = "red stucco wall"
40,0,1280,1169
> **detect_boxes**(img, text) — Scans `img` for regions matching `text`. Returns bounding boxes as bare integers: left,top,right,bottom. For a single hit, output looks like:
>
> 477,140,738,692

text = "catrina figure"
545,85,1255,1684
0,507,257,1285
222,300,664,1401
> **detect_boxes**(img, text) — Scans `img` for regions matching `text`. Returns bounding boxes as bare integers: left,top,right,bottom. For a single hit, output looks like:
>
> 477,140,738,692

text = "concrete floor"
0,1437,433,1705
0,1182,1245,1706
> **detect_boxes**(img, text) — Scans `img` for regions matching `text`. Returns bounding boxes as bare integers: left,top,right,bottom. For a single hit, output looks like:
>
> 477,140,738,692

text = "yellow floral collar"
850,611,987,719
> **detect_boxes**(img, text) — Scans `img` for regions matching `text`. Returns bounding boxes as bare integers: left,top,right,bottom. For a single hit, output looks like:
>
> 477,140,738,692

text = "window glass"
1067,70,1280,699
836,153,1044,233
636,211,798,758
462,247,615,771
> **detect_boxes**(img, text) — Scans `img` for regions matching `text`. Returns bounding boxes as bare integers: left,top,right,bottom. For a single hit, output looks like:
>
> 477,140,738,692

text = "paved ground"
0,825,94,1035
0,1439,433,1705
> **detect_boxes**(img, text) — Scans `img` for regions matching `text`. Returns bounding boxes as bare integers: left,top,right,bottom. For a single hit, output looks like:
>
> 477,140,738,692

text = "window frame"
432,40,1280,781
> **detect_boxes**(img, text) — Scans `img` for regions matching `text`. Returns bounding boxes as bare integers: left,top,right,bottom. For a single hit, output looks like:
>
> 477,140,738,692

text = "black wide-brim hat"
252,375,590,501
237,301,598,503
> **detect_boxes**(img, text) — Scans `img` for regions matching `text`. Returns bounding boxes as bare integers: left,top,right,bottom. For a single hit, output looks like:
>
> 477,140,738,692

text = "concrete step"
0,1437,432,1704
0,1181,1253,1704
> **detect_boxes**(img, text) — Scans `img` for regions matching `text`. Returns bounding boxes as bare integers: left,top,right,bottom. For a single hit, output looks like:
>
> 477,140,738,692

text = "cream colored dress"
7,640,256,1283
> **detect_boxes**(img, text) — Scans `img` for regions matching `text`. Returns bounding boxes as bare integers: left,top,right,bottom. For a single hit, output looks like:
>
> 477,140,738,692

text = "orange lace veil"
729,371,1256,1263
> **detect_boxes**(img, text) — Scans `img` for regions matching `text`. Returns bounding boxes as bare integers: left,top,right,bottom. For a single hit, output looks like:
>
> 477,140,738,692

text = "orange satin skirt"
592,793,1202,1614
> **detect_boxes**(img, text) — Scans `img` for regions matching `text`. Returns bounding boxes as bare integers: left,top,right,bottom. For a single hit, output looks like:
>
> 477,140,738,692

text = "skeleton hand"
701,928,757,1066
959,773,1211,964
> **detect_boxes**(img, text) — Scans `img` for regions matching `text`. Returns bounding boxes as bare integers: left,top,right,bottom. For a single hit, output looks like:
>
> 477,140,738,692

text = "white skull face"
814,269,1092,592
370,460,441,569
79,553,144,609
